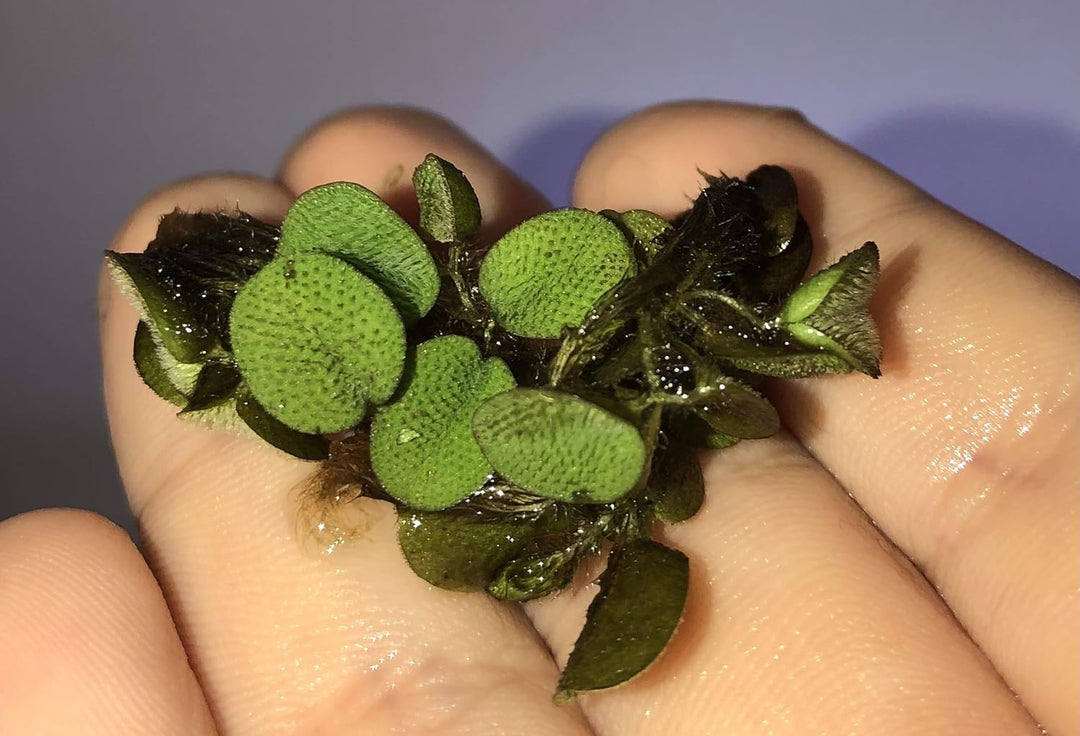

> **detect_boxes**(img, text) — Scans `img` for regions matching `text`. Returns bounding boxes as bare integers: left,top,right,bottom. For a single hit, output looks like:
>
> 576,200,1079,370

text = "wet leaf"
602,209,670,264
230,253,406,434
755,214,812,300
648,443,704,524
781,242,881,376
106,210,279,362
479,209,634,338
746,164,798,253
180,362,241,413
488,535,579,601
473,389,646,503
397,509,540,591
279,182,440,323
133,320,190,406
235,388,329,461
413,154,482,243
556,539,689,700
371,336,516,510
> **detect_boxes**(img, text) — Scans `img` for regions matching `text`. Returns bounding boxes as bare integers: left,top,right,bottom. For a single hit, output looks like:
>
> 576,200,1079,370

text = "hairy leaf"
473,389,646,503
180,362,241,413
133,321,190,406
413,154,482,243
106,210,279,362
556,539,689,700
230,253,406,434
234,388,329,461
279,182,440,323
397,509,539,591
779,242,881,376
371,336,516,510
648,443,705,524
479,209,634,338
602,208,671,264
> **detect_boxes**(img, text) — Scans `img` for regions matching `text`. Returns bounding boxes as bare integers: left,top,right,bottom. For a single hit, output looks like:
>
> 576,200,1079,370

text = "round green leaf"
371,336,516,510
478,209,633,338
412,154,482,243
473,388,646,503
279,181,440,323
647,443,705,524
230,253,406,434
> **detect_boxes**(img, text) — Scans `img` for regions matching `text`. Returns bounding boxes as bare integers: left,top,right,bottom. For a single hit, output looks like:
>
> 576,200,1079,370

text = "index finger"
571,101,1079,736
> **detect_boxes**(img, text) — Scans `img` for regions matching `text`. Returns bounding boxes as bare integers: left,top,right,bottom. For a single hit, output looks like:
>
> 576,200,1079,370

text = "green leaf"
106,252,209,363
180,362,241,413
487,536,579,601
230,253,407,434
279,181,440,323
746,164,798,252
755,214,812,300
663,413,741,450
780,242,881,376
479,209,634,338
133,321,190,406
412,154,482,243
648,443,705,524
371,336,516,510
397,510,538,591
473,389,646,503
105,211,280,362
556,539,689,700
601,209,670,264
234,389,329,461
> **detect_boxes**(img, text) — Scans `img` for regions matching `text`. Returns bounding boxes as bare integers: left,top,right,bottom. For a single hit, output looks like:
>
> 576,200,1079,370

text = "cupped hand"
1,103,1076,735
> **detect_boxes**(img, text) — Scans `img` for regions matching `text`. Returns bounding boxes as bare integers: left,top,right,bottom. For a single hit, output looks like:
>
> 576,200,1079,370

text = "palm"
1,104,1075,735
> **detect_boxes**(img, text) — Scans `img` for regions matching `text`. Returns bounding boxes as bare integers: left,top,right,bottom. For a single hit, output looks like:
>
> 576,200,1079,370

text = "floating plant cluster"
106,155,881,700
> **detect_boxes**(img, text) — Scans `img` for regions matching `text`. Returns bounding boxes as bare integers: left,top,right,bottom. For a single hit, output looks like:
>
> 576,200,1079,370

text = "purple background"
1,0,1077,529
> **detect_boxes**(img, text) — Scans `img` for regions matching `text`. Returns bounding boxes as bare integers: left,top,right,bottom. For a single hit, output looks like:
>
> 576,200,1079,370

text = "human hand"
1,102,1076,735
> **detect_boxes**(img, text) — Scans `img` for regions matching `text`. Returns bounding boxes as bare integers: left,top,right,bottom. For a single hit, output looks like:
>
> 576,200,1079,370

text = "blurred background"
2,0,1077,533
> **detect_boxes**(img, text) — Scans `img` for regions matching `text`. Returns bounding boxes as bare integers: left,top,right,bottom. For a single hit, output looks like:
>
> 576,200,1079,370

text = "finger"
102,113,590,735
0,509,216,735
527,437,1040,735
570,101,1078,734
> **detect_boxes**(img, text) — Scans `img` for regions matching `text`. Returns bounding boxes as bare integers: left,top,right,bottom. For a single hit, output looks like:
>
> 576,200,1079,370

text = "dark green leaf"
756,214,812,301
106,210,279,362
133,321,190,406
473,389,646,504
746,164,798,253
234,388,329,461
648,443,705,524
413,154,482,243
663,412,741,450
601,209,670,265
397,509,539,591
488,536,579,601
556,539,689,700
781,242,882,376
279,181,440,323
230,253,407,434
180,362,241,413
370,336,516,510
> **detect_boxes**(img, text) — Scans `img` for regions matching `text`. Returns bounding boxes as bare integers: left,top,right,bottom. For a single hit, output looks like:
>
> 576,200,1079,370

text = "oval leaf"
412,154,482,243
487,536,579,602
279,181,440,323
180,362,241,414
746,164,798,252
602,208,670,264
473,389,646,503
479,209,634,338
371,336,516,510
235,388,329,461
647,443,705,524
397,510,537,591
133,320,191,406
556,539,689,700
230,253,406,434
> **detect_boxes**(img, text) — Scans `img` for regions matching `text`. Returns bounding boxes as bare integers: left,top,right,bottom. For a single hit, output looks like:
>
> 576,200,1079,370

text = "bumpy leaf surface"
473,389,646,503
280,182,440,323
412,154,482,243
371,336,516,510
230,253,406,434
479,209,634,338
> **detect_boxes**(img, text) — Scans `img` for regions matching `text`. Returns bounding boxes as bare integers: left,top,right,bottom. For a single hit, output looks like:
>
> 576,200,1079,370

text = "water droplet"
397,428,421,444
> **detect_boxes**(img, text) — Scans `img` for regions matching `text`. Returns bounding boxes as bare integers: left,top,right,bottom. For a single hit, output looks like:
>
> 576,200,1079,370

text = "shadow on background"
850,108,1080,275
506,110,626,206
